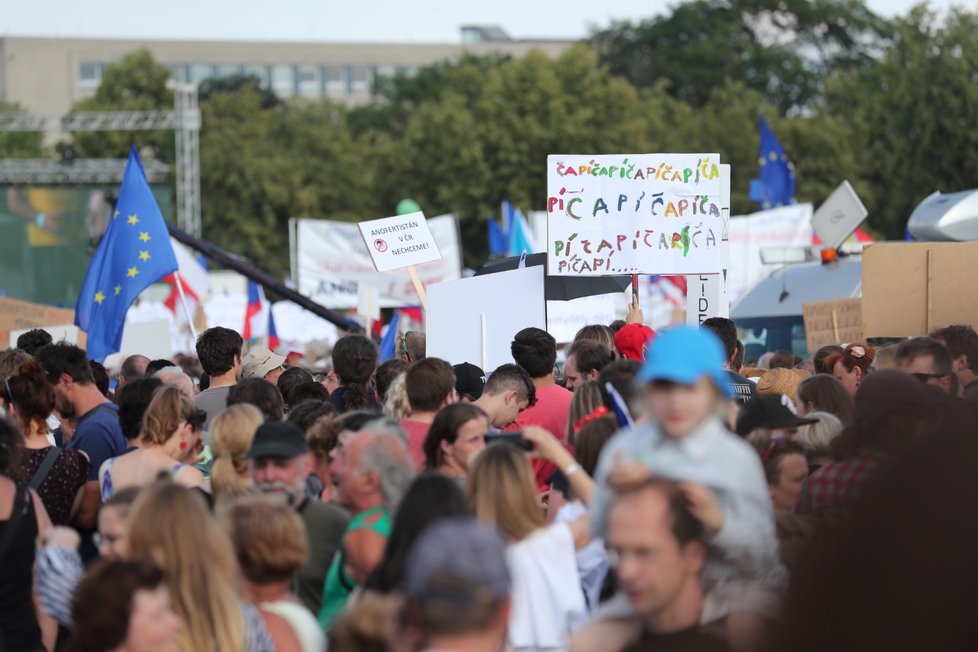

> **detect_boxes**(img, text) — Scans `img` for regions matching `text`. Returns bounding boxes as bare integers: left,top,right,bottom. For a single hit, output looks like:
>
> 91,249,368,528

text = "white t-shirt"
506,522,587,652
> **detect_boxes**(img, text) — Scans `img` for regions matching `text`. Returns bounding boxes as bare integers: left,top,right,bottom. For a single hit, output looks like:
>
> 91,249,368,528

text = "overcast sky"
1,0,965,42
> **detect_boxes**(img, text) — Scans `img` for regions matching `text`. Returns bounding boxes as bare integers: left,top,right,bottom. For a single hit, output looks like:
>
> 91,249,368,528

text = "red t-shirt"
400,419,431,470
506,384,573,491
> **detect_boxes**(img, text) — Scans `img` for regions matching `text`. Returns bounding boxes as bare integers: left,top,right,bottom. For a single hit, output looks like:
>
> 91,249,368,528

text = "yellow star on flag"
113,209,120,219
94,291,106,304
139,251,151,262
128,215,139,225
127,267,139,278
138,232,150,243
114,285,121,296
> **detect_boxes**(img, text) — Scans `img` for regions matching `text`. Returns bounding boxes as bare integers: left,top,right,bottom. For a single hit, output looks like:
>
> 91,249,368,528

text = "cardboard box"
0,297,79,348
862,242,978,337
803,298,863,351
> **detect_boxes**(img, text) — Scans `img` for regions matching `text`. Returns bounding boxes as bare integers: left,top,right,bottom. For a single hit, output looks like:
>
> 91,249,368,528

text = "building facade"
0,27,574,115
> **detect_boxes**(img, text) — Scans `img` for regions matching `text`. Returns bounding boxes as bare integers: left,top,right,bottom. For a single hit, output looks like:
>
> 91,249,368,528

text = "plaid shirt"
798,449,891,515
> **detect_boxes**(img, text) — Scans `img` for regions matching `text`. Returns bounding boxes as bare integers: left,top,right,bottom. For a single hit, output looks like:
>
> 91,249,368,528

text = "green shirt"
317,506,391,630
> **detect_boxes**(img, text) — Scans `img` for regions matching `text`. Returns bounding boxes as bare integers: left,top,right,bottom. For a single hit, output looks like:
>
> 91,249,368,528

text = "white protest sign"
357,283,381,324
546,154,723,276
295,215,461,309
427,267,546,372
811,181,867,251
103,319,173,370
357,211,442,272
686,164,731,323
547,294,618,344
727,204,814,302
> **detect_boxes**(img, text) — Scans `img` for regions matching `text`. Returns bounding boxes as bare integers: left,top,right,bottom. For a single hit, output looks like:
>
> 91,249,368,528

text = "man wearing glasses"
895,336,954,394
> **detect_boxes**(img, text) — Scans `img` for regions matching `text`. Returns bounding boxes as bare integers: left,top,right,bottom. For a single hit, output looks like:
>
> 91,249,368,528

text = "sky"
0,0,965,43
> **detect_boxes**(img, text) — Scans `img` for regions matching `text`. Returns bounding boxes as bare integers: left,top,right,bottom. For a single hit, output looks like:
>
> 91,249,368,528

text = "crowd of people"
1,314,977,652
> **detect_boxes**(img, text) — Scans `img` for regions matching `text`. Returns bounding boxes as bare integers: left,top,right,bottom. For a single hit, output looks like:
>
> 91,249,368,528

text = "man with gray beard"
247,420,349,614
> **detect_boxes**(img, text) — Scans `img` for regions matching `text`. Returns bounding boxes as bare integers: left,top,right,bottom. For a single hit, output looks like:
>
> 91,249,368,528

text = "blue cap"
637,326,734,399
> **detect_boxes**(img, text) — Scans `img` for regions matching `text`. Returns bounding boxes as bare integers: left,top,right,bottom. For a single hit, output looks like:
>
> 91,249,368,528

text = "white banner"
546,154,723,276
295,214,462,309
727,204,814,302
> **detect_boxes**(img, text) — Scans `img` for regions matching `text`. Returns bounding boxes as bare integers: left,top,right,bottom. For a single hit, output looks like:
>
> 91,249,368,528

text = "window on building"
324,66,346,97
78,62,102,93
271,65,295,96
242,65,270,88
215,64,243,78
188,64,215,84
296,64,321,97
168,64,189,83
349,65,371,95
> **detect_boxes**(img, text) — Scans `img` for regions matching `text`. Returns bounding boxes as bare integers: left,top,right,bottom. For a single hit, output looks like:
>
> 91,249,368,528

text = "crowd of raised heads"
1,317,977,652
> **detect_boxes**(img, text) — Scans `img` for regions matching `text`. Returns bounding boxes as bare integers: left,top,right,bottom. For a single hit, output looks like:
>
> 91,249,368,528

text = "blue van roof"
730,258,862,320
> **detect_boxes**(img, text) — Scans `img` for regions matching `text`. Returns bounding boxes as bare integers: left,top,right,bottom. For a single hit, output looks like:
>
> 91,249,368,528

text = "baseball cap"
614,323,656,362
735,394,818,437
453,363,486,401
247,421,307,459
241,347,286,380
637,326,734,399
405,518,510,604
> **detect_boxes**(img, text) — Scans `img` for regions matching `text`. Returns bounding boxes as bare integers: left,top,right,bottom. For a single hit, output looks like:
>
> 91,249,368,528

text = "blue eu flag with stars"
749,116,796,210
75,146,178,362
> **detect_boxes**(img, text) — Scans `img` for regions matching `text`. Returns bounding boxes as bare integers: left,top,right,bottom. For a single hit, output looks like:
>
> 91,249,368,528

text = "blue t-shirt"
67,403,126,482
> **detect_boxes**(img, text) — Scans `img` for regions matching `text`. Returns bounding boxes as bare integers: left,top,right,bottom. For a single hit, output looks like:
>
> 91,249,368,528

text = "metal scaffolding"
0,83,202,235
0,158,171,184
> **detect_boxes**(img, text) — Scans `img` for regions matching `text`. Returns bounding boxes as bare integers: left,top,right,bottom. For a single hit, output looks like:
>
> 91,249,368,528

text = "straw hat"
757,367,802,399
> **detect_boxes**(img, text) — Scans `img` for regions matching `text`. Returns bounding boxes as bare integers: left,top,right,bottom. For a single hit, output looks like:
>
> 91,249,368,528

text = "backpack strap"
30,447,61,491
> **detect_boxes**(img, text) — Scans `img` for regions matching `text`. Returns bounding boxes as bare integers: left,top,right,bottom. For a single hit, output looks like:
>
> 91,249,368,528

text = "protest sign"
357,211,442,273
427,267,546,372
863,242,978,337
686,163,731,324
811,181,868,251
294,215,461,309
0,297,77,349
103,319,173,370
726,204,814,302
803,298,863,351
546,154,723,276
547,294,618,344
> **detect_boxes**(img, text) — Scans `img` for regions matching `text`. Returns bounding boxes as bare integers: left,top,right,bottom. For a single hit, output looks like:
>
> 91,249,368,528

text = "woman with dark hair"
329,335,381,414
3,359,89,525
798,370,939,515
0,416,53,651
422,403,489,478
795,374,854,425
824,344,876,397
361,473,470,595
67,560,180,652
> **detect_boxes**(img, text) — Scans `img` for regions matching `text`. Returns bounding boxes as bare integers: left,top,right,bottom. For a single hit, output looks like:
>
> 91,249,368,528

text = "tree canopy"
23,1,978,274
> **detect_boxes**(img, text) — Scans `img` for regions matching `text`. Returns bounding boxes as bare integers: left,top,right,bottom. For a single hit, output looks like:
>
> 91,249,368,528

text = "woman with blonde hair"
225,495,325,652
793,411,844,473
383,373,412,420
127,482,274,652
98,387,207,500
466,430,595,651
210,403,263,502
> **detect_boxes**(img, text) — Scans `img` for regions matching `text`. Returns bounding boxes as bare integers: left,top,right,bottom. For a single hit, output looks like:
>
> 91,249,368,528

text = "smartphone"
485,432,534,452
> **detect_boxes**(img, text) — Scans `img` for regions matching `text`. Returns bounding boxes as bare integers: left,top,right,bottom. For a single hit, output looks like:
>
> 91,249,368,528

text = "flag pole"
173,274,198,341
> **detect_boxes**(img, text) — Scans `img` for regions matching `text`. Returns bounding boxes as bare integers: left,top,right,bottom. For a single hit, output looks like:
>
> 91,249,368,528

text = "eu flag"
75,147,178,362
487,217,508,257
378,310,400,363
749,117,796,209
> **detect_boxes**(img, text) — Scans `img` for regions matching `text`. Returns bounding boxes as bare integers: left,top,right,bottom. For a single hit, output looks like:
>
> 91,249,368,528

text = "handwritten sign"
803,298,863,351
357,211,442,273
547,154,723,276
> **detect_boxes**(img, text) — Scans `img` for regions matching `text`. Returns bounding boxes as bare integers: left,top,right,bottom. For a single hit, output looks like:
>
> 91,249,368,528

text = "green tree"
592,0,887,112
825,7,978,238
0,101,46,157
68,49,174,159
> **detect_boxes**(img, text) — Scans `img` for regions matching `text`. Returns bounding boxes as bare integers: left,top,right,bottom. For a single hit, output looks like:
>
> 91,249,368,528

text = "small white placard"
357,211,442,272
811,181,868,251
